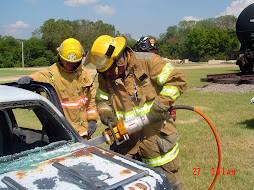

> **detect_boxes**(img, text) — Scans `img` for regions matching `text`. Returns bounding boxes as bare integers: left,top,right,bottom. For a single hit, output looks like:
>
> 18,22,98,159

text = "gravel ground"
193,83,254,93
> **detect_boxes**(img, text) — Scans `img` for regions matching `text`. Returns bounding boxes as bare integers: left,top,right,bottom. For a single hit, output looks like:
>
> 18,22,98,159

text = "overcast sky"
1,0,254,40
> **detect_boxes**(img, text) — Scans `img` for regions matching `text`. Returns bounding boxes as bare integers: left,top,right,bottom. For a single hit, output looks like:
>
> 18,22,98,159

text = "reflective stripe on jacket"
29,63,98,133
61,97,88,108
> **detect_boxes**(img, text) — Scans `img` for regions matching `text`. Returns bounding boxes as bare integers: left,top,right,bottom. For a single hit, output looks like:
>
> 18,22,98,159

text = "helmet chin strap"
58,56,62,66
72,61,81,71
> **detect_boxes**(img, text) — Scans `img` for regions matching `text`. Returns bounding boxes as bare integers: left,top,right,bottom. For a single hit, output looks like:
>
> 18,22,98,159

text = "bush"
2,60,14,68
14,62,22,67
26,57,50,67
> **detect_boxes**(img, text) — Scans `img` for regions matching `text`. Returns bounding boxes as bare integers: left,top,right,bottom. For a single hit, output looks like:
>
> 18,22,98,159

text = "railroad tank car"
235,3,254,73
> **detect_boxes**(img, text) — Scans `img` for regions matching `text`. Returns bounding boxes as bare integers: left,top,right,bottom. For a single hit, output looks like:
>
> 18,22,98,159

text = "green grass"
0,70,40,77
1,65,253,189
182,67,240,88
13,109,43,130
0,63,95,77
173,66,254,190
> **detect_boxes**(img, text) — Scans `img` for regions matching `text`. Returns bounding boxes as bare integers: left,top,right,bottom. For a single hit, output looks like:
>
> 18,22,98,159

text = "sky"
0,0,254,40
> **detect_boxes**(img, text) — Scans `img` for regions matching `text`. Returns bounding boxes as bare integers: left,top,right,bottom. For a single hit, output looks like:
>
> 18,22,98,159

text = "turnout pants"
112,134,185,190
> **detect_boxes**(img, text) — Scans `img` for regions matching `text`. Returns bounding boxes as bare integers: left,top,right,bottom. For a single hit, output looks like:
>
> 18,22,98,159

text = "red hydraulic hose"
169,105,221,190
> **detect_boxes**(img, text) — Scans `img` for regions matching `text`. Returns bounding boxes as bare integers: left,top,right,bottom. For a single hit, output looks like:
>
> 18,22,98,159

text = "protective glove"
17,76,33,84
147,99,169,123
98,105,118,126
87,120,97,136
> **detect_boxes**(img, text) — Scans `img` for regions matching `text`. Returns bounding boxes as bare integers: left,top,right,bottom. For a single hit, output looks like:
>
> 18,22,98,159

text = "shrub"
2,60,14,68
26,57,50,67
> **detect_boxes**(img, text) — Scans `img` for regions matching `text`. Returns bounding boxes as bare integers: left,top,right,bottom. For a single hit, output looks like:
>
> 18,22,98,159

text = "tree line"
0,15,239,68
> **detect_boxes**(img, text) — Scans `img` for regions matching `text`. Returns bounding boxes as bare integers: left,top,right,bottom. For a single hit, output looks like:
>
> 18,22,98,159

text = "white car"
0,82,170,190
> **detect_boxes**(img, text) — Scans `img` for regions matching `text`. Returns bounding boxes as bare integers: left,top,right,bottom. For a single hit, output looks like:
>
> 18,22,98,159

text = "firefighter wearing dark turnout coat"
85,35,187,189
135,36,177,121
18,38,98,138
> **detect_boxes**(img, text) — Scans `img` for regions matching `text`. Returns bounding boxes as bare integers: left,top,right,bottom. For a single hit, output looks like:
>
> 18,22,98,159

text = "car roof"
0,85,62,115
0,84,45,102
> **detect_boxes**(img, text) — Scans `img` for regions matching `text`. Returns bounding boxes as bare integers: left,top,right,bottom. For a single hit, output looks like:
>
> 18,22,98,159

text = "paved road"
0,64,237,82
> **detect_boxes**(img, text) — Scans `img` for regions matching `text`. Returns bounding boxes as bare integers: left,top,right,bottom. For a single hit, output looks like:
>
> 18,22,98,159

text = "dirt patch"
193,83,254,93
176,118,199,124
177,64,238,70
192,106,211,111
0,75,26,82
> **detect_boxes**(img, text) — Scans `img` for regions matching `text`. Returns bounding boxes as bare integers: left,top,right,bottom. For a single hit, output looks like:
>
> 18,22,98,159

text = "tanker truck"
235,3,254,73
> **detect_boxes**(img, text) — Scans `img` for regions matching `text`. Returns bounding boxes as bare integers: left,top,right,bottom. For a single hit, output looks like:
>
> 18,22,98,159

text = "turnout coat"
29,62,98,134
96,48,187,168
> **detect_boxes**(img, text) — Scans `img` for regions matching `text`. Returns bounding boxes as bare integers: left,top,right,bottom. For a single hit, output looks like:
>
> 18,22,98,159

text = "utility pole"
22,41,24,68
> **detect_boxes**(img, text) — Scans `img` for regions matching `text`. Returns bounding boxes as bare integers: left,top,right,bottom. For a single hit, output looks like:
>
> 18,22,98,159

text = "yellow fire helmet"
58,38,84,63
84,35,127,72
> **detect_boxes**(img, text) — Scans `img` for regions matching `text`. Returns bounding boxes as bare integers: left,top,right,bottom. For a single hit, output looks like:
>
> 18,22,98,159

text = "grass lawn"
0,69,41,77
172,66,254,190
0,64,253,190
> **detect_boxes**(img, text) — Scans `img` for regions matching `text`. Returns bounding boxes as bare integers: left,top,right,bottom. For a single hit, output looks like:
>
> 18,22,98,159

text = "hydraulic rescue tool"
87,105,221,190
88,114,149,146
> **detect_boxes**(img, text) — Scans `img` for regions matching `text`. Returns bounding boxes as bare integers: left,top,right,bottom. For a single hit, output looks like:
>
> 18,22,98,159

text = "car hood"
0,142,167,189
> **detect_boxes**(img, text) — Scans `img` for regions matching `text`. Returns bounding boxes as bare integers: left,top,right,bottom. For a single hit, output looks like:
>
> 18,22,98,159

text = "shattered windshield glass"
0,100,77,173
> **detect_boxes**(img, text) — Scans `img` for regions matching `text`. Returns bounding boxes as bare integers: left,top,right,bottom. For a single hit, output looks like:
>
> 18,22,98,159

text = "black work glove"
17,76,33,84
147,99,169,123
87,120,97,136
99,105,118,126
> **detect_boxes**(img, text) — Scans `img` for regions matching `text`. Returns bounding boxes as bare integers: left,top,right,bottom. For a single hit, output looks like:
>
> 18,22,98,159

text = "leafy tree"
185,27,208,58
0,36,21,68
205,29,220,56
177,20,196,41
76,20,116,52
195,18,217,30
157,15,239,59
35,19,117,53
22,37,55,66
127,39,137,49
215,15,237,30
39,19,74,51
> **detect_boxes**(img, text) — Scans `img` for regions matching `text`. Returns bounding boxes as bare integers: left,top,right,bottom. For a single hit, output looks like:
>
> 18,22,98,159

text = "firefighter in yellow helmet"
84,35,187,189
18,38,98,138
